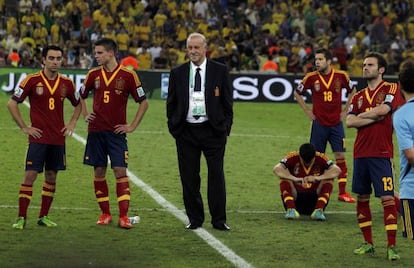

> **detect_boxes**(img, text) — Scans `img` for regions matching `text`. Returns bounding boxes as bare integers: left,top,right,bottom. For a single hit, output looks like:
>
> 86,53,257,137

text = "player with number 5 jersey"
80,38,148,229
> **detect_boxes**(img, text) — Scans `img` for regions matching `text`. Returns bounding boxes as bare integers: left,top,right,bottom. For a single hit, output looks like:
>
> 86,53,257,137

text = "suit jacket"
167,59,233,138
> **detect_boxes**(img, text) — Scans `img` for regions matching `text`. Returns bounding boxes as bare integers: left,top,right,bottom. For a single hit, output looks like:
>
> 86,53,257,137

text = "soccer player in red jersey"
295,48,356,203
7,45,81,229
80,38,149,229
273,143,340,221
346,52,405,260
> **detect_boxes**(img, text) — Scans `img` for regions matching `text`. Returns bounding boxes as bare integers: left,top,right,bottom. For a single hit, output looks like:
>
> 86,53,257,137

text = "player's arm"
114,99,149,134
294,90,314,120
62,102,82,136
346,113,377,128
357,103,391,120
306,163,341,182
7,98,42,138
341,87,356,120
273,162,303,183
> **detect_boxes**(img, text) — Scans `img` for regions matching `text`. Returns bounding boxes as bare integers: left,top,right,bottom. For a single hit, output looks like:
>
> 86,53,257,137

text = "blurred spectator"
194,0,208,19
33,22,48,48
78,48,93,69
229,45,241,71
121,52,139,70
262,54,279,73
19,0,32,15
116,27,130,59
8,48,20,67
137,42,152,69
0,46,7,67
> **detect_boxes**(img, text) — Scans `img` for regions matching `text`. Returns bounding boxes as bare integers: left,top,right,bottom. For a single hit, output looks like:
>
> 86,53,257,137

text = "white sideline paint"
19,101,252,267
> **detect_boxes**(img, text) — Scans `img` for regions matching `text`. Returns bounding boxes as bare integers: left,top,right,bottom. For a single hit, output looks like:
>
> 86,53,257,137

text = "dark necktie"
194,67,201,92
193,67,201,119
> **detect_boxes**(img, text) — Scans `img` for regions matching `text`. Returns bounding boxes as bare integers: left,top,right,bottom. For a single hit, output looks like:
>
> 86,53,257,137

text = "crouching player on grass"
273,143,341,221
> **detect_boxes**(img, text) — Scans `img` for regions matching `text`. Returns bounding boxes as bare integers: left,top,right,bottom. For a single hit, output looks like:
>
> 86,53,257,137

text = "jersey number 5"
104,91,110,103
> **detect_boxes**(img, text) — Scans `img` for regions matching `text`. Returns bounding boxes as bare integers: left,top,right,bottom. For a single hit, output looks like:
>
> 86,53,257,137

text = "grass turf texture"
0,91,413,267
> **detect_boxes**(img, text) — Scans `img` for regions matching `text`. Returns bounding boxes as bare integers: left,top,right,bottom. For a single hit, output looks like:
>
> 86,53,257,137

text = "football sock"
280,180,295,209
94,177,110,215
39,181,56,218
382,198,398,247
357,197,373,244
116,176,130,217
316,182,333,210
336,158,347,195
18,184,33,218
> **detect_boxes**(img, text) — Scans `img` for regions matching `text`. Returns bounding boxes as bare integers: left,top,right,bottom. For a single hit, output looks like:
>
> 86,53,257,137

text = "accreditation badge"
192,91,206,116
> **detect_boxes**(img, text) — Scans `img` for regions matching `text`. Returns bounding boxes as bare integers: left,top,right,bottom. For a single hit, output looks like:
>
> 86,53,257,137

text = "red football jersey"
81,64,146,132
348,81,405,158
280,151,334,192
12,71,79,145
296,69,353,126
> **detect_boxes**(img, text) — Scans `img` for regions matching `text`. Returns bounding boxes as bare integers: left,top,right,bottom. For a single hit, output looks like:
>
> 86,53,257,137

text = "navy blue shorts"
401,199,414,240
83,131,128,168
352,158,395,197
25,143,66,173
310,120,345,153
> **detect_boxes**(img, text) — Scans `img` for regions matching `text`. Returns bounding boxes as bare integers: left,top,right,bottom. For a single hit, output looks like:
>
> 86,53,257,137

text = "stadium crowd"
1,0,414,75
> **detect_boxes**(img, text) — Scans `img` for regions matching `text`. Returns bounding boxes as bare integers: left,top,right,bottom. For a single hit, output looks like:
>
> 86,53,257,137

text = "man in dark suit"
166,32,233,231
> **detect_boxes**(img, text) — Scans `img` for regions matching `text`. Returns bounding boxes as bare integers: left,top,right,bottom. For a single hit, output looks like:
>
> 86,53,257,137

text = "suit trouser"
175,122,227,226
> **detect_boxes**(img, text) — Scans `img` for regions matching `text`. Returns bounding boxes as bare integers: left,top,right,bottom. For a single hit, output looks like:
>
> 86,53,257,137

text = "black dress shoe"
185,223,201,230
212,223,231,231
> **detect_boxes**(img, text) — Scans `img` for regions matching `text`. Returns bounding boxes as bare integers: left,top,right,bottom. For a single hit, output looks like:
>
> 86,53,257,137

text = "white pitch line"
71,132,253,268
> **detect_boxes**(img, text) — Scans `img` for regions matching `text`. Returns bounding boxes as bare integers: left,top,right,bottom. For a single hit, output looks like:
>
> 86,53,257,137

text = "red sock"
18,184,33,218
39,181,56,218
116,176,130,217
357,198,373,244
280,180,295,209
382,198,398,247
336,158,347,195
94,178,110,215
316,182,333,210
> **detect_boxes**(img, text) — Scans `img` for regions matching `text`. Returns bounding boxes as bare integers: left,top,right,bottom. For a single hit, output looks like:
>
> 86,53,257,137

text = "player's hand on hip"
23,126,43,139
114,124,133,134
84,112,96,123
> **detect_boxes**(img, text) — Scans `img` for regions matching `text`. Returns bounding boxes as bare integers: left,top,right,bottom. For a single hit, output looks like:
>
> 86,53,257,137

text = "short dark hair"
299,143,316,163
42,45,63,58
364,51,387,74
95,38,118,52
314,48,332,61
399,59,414,93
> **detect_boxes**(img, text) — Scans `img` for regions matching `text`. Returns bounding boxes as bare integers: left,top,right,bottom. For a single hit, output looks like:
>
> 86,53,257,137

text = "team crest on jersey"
60,86,67,100
314,80,320,91
334,80,341,92
36,82,44,95
376,91,386,105
94,77,100,89
357,96,363,109
293,164,300,176
115,78,125,91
